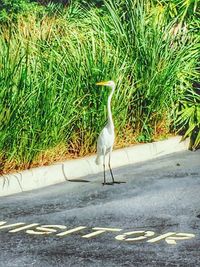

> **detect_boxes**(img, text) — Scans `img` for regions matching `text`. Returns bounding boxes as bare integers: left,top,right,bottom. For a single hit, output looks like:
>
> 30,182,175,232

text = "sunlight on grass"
0,0,199,174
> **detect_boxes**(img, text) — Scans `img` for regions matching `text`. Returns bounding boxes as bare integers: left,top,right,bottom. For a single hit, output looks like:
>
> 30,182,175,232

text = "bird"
95,80,125,185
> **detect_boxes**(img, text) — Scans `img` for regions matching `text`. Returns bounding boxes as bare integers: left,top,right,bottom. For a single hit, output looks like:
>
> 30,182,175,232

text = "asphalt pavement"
0,150,200,267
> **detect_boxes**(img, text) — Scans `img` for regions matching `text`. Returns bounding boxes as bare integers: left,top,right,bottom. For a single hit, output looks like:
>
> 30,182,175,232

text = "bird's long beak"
96,81,109,86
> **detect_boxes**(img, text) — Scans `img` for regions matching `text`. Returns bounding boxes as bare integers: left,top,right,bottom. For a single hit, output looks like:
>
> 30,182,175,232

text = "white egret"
95,80,125,185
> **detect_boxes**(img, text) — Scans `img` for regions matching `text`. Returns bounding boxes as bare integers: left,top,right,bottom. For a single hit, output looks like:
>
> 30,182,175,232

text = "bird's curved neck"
107,84,115,129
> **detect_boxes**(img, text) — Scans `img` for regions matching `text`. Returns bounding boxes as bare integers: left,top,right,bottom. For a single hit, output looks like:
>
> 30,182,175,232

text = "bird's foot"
102,182,114,186
112,181,126,184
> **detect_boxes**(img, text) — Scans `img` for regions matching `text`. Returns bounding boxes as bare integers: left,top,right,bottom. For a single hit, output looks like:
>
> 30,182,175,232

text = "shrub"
0,0,199,174
0,0,33,22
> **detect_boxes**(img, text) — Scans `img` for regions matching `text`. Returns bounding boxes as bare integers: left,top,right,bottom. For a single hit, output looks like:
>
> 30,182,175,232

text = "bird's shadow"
61,164,126,184
62,164,90,183
67,179,90,183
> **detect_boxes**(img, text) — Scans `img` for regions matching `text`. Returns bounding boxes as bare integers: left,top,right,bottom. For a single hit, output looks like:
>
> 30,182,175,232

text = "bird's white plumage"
95,123,115,165
95,80,115,166
95,80,125,185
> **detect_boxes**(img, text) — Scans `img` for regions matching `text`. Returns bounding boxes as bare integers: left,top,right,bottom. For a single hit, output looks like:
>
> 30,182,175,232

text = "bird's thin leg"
102,152,113,186
109,150,126,184
103,153,106,185
108,151,115,183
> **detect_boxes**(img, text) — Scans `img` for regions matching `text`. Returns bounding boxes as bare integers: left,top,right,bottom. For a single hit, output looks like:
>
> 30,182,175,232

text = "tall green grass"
91,0,199,141
0,0,199,173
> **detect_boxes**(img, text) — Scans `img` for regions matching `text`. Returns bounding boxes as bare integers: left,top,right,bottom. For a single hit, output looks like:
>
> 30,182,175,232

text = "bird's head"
96,80,115,88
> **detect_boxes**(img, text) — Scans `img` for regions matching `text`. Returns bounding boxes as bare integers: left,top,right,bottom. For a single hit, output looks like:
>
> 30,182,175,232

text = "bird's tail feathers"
95,155,103,165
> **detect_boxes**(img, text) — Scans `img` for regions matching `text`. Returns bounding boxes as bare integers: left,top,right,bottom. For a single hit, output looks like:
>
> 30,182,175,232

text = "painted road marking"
9,224,39,233
115,231,155,241
27,225,67,235
82,227,122,238
0,221,26,229
57,226,87,237
147,232,195,245
0,221,196,245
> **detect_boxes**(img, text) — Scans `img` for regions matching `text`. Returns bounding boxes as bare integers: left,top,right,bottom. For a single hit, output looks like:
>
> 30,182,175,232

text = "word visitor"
0,221,195,245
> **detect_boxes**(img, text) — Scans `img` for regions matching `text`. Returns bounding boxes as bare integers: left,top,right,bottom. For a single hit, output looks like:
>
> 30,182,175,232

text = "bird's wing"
97,126,115,154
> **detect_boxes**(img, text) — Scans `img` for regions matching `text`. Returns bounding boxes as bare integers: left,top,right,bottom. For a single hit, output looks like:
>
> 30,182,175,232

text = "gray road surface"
0,150,200,267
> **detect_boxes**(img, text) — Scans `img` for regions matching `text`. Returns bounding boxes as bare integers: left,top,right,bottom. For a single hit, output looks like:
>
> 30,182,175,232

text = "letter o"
115,231,155,241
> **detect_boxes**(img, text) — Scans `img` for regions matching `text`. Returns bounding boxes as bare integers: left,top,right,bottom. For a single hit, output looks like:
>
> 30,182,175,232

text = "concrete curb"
0,136,189,197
